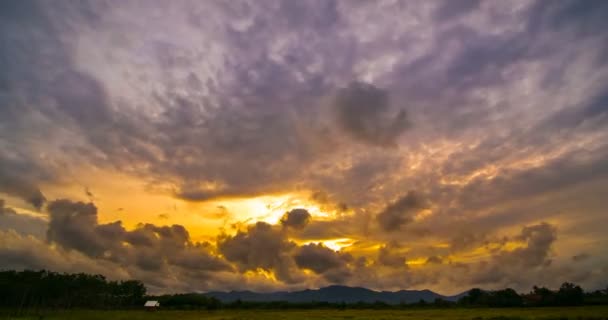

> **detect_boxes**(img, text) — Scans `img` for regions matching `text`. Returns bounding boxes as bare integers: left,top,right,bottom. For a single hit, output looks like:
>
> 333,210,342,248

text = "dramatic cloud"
0,230,122,276
0,199,46,238
464,222,558,287
0,159,46,209
47,199,104,256
334,82,409,147
294,243,350,274
377,191,426,232
44,199,233,291
377,243,407,268
218,222,299,283
294,243,354,284
1,0,608,293
281,208,312,229
508,222,557,267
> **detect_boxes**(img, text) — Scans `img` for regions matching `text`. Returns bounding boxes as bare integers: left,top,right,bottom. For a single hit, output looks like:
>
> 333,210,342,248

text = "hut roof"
144,300,160,307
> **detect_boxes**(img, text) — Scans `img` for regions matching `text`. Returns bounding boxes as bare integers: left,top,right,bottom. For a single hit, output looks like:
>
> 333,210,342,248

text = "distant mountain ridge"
204,285,469,304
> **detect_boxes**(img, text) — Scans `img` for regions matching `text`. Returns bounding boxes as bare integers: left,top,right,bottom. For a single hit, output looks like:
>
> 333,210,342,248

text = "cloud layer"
1,0,608,293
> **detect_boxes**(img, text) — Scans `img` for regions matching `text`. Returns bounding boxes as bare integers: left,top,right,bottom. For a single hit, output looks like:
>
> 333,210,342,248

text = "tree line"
455,282,601,307
0,270,146,311
1,270,607,311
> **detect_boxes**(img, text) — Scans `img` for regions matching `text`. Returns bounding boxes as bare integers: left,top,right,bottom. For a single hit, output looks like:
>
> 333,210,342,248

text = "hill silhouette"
204,285,468,304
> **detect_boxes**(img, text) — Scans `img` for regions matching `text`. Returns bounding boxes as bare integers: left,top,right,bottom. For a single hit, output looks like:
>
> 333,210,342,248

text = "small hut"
144,300,160,310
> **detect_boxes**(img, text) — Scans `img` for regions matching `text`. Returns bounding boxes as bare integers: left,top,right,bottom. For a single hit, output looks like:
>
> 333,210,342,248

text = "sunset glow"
1,0,607,296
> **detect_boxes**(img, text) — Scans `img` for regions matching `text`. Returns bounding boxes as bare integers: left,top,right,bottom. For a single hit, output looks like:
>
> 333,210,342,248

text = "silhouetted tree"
556,282,584,306
1,269,607,311
0,270,146,311
489,288,522,307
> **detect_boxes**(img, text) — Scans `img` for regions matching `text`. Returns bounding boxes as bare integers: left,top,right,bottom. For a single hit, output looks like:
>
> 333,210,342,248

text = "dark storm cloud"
510,222,557,267
0,168,46,209
1,0,608,293
218,222,300,283
293,243,351,282
47,199,104,256
334,82,409,147
377,191,426,232
0,199,46,238
462,222,559,287
280,208,312,229
0,152,47,210
294,243,348,273
217,220,358,284
120,222,232,273
45,199,232,276
377,243,407,268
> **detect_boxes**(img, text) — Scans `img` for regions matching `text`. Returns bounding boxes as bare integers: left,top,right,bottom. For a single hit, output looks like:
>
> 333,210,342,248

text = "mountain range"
204,285,469,304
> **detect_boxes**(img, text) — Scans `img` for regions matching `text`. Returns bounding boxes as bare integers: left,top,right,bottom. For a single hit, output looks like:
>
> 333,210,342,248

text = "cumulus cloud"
218,222,300,283
47,199,105,256
1,0,608,293
280,208,312,229
294,243,350,274
43,199,233,290
0,229,125,277
0,196,603,293
508,222,557,267
377,191,426,231
334,82,409,147
462,222,557,287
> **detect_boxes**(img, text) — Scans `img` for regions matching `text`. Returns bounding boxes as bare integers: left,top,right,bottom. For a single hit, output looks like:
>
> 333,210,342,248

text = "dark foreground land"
3,307,608,320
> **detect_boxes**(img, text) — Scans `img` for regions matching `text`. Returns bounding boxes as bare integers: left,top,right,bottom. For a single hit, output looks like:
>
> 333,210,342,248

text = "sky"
1,0,608,295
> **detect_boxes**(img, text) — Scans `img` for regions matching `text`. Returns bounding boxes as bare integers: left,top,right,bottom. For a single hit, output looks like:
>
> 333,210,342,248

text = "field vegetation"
2,270,608,319
2,307,608,320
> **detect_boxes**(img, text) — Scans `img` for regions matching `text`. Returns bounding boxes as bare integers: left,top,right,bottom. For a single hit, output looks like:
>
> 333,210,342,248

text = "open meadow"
3,307,608,320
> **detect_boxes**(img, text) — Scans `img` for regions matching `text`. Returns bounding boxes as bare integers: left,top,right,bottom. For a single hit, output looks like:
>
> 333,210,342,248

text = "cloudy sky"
1,0,608,294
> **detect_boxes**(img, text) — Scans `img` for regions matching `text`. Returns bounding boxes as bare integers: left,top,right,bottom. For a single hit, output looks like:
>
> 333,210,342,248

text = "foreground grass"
3,306,608,320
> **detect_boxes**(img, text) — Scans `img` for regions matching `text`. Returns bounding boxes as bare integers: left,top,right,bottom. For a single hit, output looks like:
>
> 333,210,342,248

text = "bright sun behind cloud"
218,193,334,226
2,0,607,295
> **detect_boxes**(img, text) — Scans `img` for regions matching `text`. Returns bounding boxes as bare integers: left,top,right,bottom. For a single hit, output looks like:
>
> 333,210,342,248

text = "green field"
4,307,608,320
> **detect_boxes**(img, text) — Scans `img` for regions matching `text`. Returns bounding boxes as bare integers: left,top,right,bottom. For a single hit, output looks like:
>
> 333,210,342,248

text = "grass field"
3,306,608,320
